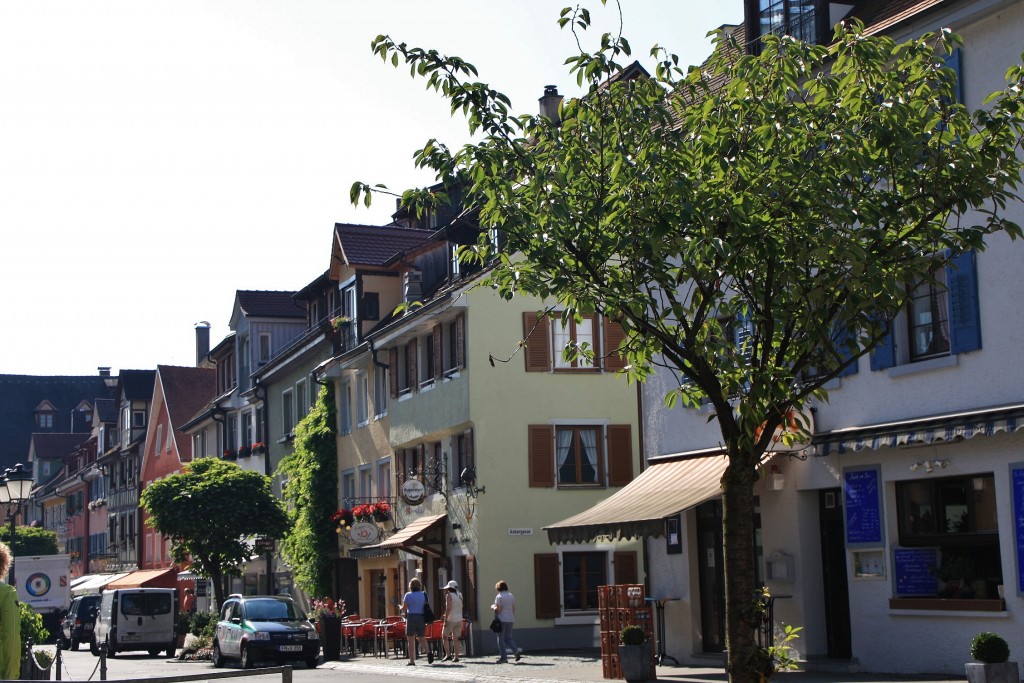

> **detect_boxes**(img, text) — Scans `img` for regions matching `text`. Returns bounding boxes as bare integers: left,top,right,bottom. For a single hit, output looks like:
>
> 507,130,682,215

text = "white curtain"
556,429,573,467
579,429,598,482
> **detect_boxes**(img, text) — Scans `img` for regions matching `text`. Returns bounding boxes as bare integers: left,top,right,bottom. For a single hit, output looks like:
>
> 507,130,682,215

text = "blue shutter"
943,49,964,104
837,325,859,377
947,250,981,354
869,317,896,371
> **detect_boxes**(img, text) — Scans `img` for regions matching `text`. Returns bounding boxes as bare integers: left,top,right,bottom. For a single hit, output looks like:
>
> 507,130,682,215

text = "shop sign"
402,479,426,505
349,521,382,546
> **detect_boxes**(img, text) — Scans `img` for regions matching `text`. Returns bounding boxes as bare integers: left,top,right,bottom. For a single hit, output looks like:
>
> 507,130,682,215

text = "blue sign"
893,547,939,596
1012,467,1024,593
845,468,882,545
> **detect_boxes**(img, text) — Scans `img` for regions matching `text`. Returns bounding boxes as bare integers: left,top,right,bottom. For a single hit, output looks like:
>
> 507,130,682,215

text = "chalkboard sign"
893,547,939,596
1012,466,1024,593
844,467,883,545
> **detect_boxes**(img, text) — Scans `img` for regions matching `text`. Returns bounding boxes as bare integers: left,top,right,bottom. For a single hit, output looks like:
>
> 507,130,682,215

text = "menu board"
1012,466,1024,593
844,467,883,546
893,547,939,596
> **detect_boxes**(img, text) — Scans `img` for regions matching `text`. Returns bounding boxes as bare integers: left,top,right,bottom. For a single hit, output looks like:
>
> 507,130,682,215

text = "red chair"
355,619,378,655
375,616,406,658
424,619,445,659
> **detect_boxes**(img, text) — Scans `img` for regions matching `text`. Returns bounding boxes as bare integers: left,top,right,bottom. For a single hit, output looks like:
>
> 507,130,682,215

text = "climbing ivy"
277,382,337,598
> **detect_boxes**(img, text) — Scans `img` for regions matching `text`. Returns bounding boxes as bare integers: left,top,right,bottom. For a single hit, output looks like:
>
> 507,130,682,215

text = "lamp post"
1,463,34,585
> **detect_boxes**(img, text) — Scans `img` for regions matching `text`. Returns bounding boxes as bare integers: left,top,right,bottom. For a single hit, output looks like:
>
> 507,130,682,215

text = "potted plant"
618,624,652,682
966,632,1018,683
19,602,53,680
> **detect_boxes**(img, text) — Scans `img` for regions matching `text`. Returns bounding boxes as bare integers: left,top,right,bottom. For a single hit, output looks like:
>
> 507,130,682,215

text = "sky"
0,1,741,376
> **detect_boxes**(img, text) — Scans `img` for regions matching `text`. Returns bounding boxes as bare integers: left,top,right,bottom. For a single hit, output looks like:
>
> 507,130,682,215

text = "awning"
355,513,446,558
70,572,131,596
105,567,178,590
544,455,729,544
814,403,1024,457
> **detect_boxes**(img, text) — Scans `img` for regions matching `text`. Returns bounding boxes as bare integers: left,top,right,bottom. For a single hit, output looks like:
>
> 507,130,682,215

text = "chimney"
403,269,423,305
195,321,211,366
539,85,562,125
97,367,111,377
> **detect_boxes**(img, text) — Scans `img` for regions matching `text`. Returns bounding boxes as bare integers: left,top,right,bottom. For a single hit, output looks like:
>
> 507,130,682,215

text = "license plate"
279,645,301,652
122,634,142,642
84,624,93,631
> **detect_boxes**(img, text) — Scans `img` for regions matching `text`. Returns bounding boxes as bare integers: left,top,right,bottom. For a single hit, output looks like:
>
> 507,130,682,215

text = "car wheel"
105,637,116,657
166,643,176,658
240,643,254,669
211,641,225,668
89,636,99,656
148,647,161,657
306,657,319,669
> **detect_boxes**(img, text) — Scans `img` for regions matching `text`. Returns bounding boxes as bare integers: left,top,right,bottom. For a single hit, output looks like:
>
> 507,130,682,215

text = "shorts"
406,614,426,637
442,619,462,638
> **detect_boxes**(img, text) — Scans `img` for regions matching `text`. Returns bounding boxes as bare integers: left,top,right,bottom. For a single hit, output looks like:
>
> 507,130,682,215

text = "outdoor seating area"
333,616,474,659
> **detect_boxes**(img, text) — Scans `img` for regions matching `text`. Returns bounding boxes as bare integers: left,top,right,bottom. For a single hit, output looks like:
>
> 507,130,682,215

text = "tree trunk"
722,451,760,683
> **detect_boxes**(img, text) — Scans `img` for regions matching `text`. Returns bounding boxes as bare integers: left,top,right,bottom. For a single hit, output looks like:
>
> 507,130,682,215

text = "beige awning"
357,513,446,558
544,455,728,544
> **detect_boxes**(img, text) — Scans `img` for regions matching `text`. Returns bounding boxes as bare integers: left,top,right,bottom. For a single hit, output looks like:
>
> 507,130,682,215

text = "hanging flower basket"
251,442,266,455
237,445,252,458
372,501,392,522
222,449,237,461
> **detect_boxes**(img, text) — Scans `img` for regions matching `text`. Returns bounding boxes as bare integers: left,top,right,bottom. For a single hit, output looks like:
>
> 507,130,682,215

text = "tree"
0,525,59,556
353,6,1024,681
278,384,337,599
140,457,288,608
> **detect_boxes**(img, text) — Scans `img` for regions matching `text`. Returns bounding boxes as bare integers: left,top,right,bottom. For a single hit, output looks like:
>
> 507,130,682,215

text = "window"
154,425,163,456
356,373,369,426
132,410,146,428
258,334,272,365
390,341,416,397
239,335,251,388
871,251,981,371
296,379,308,418
439,315,466,378
282,390,294,435
339,381,352,435
255,406,264,442
362,292,380,321
754,0,818,50
896,474,1001,598
396,447,423,488
420,333,436,388
523,312,626,373
37,412,53,428
242,411,254,450
226,414,237,452
454,430,474,487
562,552,606,611
373,365,388,418
341,470,356,505
529,424,632,488
359,466,373,499
376,459,392,498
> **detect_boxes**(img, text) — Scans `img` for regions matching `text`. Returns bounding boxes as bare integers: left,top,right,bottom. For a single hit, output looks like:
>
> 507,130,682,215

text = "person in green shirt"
0,541,21,680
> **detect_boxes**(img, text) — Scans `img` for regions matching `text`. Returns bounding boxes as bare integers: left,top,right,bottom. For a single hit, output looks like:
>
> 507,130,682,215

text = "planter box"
618,644,652,682
966,661,1020,683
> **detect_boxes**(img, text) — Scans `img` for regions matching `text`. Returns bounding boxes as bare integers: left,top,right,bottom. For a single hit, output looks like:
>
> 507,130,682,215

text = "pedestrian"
492,580,520,663
401,578,432,665
440,580,463,662
181,587,196,614
0,541,21,680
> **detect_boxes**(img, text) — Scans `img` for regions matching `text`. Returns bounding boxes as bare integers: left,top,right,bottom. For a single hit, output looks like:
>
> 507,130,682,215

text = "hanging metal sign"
349,521,382,546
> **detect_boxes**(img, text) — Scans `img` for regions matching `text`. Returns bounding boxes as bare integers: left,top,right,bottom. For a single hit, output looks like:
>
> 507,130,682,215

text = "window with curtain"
562,551,606,611
552,317,595,369
906,268,951,362
556,426,602,485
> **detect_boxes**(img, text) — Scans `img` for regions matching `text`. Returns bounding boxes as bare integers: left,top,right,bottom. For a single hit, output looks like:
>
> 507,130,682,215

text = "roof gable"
332,223,433,270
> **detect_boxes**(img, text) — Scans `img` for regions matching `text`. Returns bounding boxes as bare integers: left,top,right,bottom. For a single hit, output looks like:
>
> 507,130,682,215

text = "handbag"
422,595,435,622
489,617,503,633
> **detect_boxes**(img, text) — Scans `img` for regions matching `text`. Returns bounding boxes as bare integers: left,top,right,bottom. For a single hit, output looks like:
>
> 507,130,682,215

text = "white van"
91,588,178,658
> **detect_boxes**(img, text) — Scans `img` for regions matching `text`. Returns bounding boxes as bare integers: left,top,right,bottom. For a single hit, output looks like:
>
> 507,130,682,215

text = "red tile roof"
156,365,216,462
236,290,305,319
30,433,85,460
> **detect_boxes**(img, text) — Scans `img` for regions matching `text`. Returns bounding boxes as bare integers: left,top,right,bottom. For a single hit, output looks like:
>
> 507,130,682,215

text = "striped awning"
814,403,1024,457
355,513,446,558
543,455,728,545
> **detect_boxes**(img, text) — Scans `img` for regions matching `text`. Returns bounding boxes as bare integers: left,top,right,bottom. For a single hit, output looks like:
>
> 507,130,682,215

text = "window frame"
281,389,294,436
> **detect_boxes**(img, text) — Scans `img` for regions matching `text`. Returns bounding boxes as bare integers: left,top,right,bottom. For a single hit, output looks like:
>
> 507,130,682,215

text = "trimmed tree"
278,383,338,599
353,8,1024,682
140,457,288,608
0,526,59,557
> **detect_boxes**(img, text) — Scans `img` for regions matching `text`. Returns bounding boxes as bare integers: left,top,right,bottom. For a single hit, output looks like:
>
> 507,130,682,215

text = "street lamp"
1,463,33,585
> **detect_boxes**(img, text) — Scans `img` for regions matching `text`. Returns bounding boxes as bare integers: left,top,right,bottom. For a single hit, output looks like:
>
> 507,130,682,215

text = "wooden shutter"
388,348,399,398
613,551,638,585
534,554,561,618
463,555,477,621
523,312,551,372
602,319,627,372
528,425,555,488
869,316,897,371
433,324,443,380
947,250,981,354
464,427,475,470
455,313,466,370
606,424,633,487
407,338,418,392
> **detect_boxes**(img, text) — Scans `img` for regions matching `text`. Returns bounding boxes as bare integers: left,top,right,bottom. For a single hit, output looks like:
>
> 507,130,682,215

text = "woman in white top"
440,580,464,661
492,580,520,663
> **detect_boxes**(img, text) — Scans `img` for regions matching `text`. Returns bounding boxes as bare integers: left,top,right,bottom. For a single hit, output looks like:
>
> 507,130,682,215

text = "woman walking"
401,578,432,665
492,580,520,663
440,580,463,662
0,541,21,680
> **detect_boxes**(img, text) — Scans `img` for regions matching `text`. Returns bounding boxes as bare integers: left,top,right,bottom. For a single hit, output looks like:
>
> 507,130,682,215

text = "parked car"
212,594,319,669
91,588,178,658
60,595,101,650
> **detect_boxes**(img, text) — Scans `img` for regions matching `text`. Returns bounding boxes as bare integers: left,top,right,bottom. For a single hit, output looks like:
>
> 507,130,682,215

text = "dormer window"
748,0,822,53
35,400,57,429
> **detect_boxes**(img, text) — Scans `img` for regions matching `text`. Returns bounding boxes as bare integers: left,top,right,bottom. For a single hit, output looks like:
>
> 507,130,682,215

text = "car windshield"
244,599,299,621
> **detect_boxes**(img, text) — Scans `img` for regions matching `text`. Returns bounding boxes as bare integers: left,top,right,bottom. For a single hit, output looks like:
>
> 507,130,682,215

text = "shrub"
177,611,191,635
189,609,219,637
621,625,646,646
19,602,49,651
971,632,1010,664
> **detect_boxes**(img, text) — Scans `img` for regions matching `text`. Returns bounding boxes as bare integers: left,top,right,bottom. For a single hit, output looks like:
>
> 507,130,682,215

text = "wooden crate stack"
599,584,656,679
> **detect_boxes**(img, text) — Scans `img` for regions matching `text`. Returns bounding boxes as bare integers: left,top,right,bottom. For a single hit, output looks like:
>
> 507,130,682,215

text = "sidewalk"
319,650,967,683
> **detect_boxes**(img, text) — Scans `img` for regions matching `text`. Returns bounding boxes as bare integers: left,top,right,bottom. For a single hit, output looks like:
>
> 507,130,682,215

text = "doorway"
696,500,725,652
819,488,852,659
